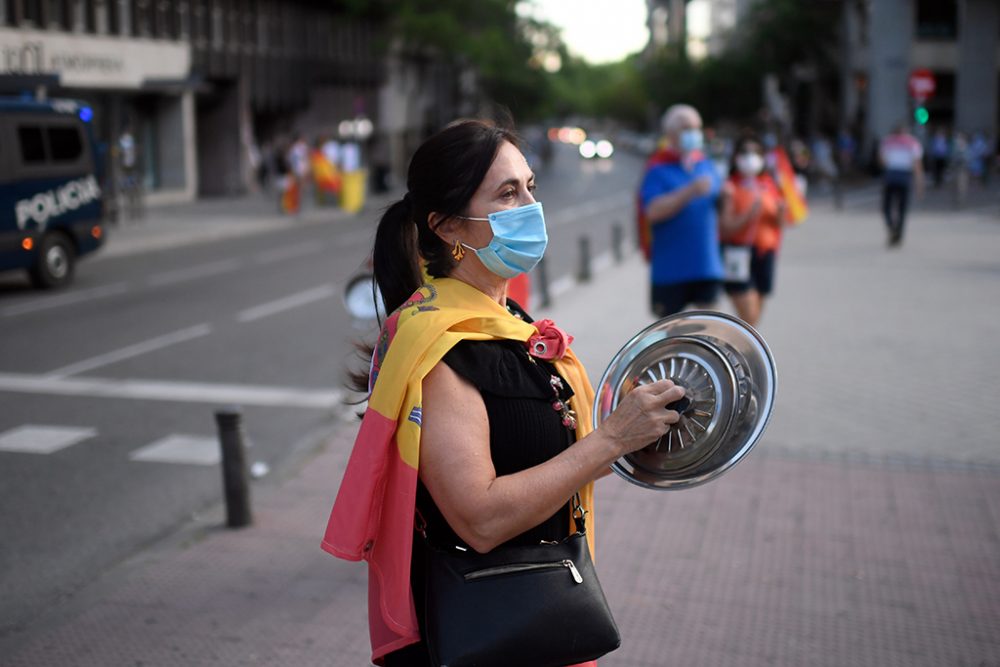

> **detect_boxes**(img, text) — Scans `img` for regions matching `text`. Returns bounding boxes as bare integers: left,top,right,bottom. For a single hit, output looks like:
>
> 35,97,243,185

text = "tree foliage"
342,0,555,120
339,0,839,130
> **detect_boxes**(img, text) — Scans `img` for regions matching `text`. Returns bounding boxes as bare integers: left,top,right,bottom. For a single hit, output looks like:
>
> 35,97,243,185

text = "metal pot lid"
343,272,385,321
593,311,777,490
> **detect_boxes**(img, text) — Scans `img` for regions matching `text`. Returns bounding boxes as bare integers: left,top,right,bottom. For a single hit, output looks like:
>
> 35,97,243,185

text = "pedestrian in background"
310,137,342,206
878,122,924,247
275,143,299,215
951,131,970,210
929,127,950,188
638,104,724,317
969,131,991,186
719,135,787,327
323,119,682,665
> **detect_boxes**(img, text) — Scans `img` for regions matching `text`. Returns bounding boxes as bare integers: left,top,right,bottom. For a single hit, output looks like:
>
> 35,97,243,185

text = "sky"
518,0,650,65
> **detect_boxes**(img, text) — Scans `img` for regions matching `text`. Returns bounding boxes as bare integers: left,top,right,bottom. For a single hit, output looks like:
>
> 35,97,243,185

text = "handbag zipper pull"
562,559,583,584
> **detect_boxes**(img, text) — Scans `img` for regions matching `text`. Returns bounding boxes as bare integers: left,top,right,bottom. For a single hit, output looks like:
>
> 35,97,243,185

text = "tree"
343,0,559,121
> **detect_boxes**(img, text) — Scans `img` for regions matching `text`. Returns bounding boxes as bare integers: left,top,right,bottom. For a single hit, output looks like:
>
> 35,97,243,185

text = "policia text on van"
0,98,104,289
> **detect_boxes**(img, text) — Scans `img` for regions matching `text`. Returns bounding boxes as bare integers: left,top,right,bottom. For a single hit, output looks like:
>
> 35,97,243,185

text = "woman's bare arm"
419,361,682,553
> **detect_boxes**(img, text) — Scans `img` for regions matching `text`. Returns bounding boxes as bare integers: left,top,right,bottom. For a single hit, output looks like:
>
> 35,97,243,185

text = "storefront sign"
0,28,190,89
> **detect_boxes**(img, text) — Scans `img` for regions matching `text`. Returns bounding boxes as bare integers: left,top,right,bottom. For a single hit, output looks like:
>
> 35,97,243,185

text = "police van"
0,97,104,288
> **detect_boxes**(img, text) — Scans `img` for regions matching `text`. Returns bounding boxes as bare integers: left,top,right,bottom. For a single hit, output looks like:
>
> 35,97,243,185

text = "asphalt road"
0,141,645,637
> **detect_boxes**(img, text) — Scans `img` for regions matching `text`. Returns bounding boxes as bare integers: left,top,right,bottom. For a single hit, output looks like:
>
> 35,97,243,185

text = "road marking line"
0,372,341,409
0,282,129,317
0,424,97,454
236,284,336,323
45,324,213,378
130,434,220,466
146,258,242,287
254,242,323,265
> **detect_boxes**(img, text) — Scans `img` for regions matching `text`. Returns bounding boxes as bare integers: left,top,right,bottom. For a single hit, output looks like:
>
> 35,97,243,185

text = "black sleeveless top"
384,304,578,666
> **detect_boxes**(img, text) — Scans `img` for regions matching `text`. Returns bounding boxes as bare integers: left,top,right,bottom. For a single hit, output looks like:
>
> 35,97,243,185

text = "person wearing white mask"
638,104,725,316
719,135,787,327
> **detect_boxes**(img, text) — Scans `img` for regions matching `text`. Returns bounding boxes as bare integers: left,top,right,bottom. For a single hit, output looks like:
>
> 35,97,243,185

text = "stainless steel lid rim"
594,310,777,491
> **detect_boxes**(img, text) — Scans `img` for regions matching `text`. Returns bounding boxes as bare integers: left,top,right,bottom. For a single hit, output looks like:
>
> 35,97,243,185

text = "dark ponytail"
372,197,421,316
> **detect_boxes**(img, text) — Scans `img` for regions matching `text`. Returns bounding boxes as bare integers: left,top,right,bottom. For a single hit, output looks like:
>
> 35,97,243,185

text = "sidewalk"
4,200,1000,665
95,188,400,261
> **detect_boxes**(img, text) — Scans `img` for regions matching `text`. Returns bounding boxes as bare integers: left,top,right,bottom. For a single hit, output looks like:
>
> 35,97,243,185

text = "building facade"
0,0,386,207
841,0,999,155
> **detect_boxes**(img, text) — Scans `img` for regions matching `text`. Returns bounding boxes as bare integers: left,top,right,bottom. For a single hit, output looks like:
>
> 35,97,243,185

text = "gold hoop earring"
451,240,466,261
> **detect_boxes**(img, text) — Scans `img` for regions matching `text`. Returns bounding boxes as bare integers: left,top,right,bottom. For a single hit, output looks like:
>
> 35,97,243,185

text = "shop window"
18,126,46,164
48,126,84,162
916,0,957,40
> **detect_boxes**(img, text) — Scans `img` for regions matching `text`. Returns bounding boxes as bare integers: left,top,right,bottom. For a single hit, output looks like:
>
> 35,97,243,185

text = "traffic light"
914,106,930,125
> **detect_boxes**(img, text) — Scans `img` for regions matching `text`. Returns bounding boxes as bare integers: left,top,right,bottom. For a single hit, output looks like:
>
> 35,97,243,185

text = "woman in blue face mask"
331,119,684,666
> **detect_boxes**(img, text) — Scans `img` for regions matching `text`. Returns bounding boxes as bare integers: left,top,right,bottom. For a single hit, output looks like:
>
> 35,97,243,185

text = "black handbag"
420,495,621,667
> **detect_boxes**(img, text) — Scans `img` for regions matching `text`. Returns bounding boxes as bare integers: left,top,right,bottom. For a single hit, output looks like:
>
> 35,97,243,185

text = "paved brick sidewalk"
4,200,999,665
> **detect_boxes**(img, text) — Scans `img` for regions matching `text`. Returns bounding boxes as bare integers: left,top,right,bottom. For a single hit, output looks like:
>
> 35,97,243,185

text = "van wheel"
29,233,76,289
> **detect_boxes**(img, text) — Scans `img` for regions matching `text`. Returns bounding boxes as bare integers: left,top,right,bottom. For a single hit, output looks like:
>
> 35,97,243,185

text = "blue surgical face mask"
679,128,704,153
459,202,548,279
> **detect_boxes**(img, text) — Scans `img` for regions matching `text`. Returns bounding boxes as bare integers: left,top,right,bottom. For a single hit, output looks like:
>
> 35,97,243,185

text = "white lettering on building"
0,28,189,89
15,176,102,231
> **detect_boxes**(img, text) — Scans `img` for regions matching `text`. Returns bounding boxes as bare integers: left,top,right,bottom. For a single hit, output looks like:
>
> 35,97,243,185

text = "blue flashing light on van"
0,97,105,288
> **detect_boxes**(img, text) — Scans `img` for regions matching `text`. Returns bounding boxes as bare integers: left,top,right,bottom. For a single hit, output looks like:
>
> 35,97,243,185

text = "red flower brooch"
526,319,574,361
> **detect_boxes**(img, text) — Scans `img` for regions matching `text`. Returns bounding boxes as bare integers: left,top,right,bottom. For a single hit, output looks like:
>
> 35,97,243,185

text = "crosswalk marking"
0,425,97,454
129,434,220,466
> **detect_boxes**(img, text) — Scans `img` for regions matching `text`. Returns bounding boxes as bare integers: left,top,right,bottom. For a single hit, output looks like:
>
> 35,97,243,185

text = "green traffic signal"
914,106,930,125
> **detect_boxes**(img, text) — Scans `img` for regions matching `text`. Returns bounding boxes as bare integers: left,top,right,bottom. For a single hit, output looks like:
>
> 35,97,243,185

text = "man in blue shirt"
639,104,724,316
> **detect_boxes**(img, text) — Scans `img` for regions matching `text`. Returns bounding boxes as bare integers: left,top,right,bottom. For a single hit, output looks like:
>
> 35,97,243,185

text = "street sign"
908,69,936,101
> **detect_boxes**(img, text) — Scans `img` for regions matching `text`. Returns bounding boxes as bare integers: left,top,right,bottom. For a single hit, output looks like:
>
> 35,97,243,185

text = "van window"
18,126,46,163
48,126,83,162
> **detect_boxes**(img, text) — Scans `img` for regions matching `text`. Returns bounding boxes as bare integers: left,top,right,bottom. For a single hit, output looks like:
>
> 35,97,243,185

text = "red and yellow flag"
772,146,809,225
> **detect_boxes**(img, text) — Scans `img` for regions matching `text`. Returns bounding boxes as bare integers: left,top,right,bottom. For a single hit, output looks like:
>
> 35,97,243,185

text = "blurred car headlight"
579,140,597,158
596,140,614,158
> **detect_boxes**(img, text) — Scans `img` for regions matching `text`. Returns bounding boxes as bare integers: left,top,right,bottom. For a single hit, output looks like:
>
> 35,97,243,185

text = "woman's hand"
598,379,685,457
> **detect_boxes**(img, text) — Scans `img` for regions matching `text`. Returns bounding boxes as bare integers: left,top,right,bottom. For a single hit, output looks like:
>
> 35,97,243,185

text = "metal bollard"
535,255,552,309
577,236,592,283
215,408,253,528
611,222,623,263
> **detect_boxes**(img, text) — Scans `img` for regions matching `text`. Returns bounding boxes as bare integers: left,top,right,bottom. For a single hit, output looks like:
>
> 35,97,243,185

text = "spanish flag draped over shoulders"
321,275,597,665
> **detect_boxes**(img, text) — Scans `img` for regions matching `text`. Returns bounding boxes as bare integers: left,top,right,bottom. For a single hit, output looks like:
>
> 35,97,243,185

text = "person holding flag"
310,137,342,206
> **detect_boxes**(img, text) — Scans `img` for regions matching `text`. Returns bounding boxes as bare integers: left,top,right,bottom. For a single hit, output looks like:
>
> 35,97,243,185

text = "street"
3,183,997,665
0,142,644,638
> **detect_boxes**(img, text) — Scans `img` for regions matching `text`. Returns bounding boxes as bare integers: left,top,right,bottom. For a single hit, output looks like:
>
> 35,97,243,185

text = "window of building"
176,0,190,39
18,126,47,164
45,0,68,29
21,0,45,26
133,0,151,36
916,0,957,40
48,126,84,162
